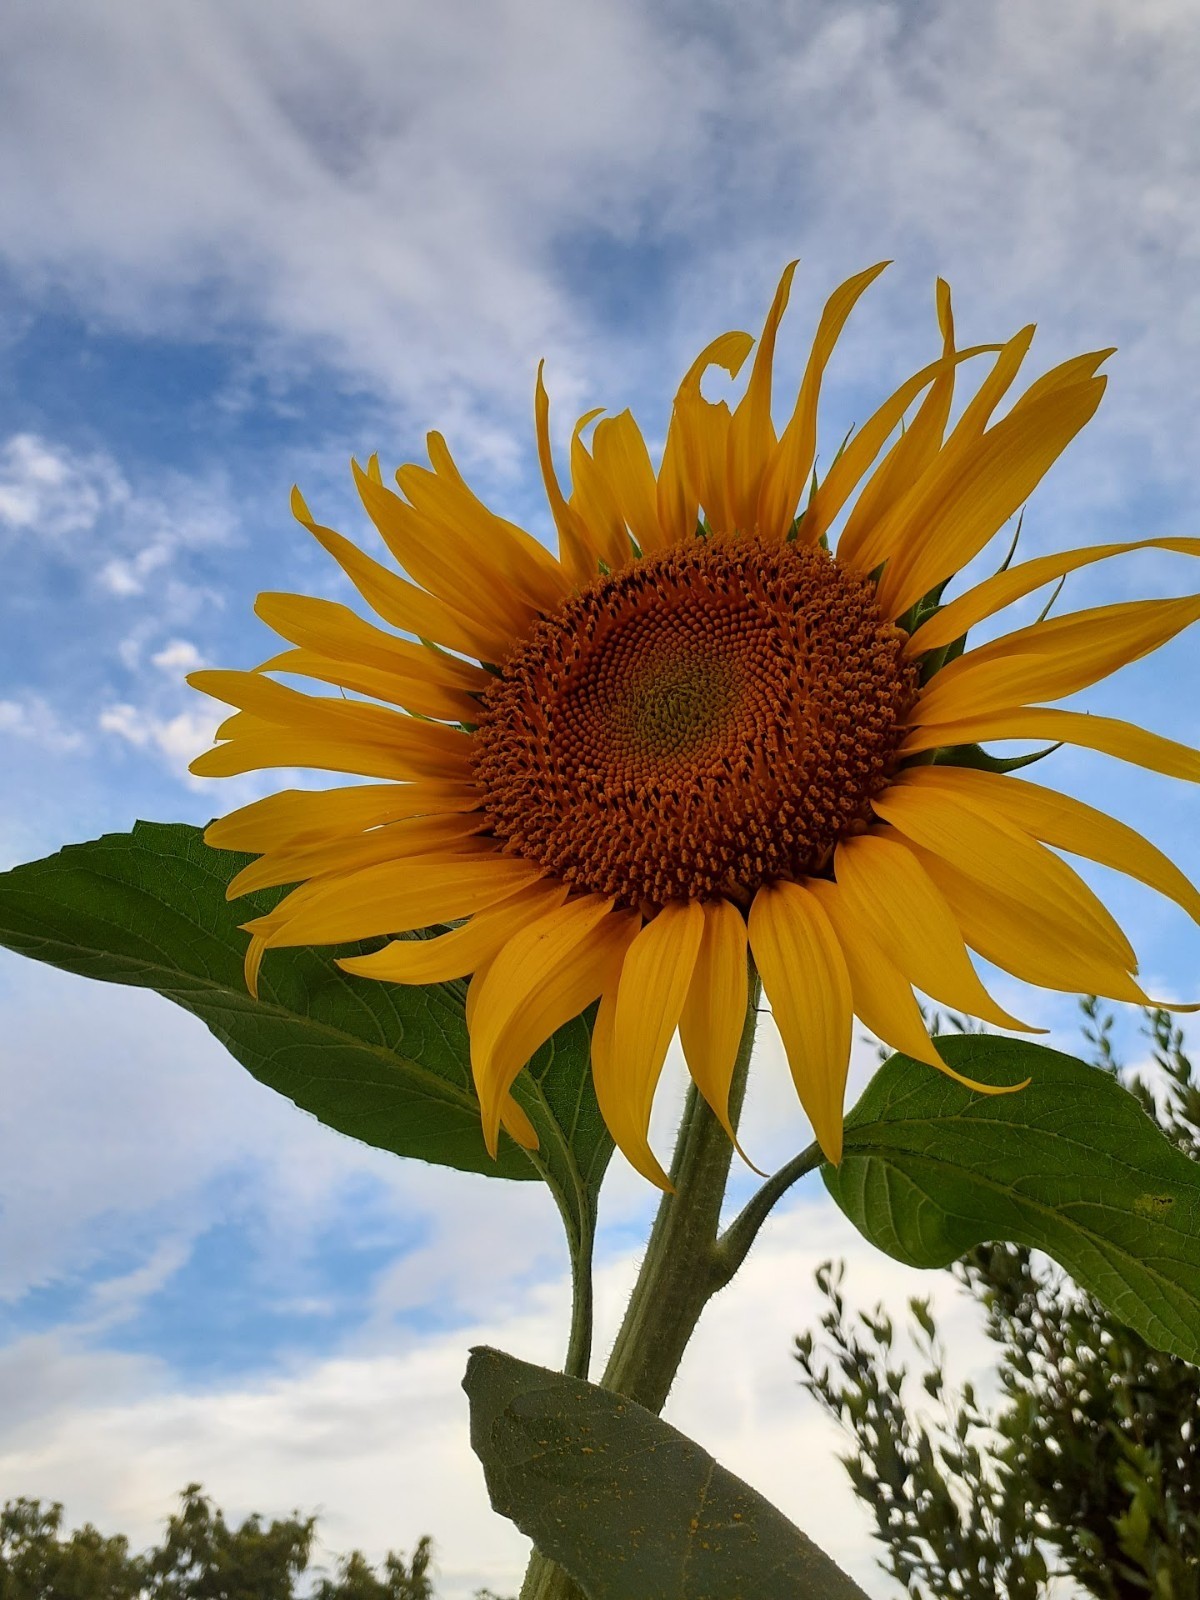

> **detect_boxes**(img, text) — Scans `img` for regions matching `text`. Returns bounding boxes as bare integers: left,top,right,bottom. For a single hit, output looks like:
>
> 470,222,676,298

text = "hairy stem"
598,974,760,1411
561,1210,594,1382
711,1137,825,1290
518,960,857,1600
521,970,797,1600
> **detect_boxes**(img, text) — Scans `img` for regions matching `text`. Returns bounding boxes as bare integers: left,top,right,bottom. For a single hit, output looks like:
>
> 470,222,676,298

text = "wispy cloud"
2,0,1197,458
98,702,221,783
0,1200,994,1600
0,433,129,540
0,427,240,794
0,694,85,753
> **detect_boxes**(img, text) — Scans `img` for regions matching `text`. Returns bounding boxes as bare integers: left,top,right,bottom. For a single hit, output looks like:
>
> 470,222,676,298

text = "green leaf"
825,1034,1200,1363
464,1346,871,1600
0,824,613,1222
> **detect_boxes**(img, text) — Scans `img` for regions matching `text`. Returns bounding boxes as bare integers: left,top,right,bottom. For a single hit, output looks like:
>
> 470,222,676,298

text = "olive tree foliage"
795,1002,1200,1600
0,1485,511,1600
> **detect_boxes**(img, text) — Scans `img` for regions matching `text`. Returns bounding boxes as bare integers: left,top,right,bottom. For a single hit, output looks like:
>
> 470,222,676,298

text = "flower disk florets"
472,534,917,908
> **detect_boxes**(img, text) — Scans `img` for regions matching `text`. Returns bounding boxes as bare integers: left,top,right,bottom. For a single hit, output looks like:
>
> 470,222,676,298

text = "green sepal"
930,739,1063,773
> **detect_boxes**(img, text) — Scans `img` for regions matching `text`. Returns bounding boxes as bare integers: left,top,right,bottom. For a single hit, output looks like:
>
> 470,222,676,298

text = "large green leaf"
0,824,613,1220
464,1346,871,1600
825,1034,1200,1363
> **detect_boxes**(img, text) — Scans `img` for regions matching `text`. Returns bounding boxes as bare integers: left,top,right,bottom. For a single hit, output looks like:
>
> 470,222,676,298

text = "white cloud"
100,544,173,598
0,1203,993,1600
0,432,128,539
0,957,564,1320
0,430,236,618
0,695,85,753
0,0,711,434
150,639,206,675
75,1240,196,1337
99,701,221,781
1,0,1197,479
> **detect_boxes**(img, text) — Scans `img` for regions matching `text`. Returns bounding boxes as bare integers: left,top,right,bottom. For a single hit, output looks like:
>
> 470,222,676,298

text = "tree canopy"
0,1485,509,1600
796,1002,1200,1599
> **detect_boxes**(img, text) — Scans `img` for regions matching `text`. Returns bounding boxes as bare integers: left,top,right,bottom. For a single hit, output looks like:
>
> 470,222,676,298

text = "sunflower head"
472,532,918,908
190,263,1200,1187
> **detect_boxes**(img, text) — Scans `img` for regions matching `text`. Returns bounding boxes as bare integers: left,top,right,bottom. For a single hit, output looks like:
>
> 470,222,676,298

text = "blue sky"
1,1,1199,1594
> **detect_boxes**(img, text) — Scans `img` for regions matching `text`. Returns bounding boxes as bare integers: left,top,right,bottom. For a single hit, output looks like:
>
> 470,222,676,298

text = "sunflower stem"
518,971,761,1600
598,965,761,1414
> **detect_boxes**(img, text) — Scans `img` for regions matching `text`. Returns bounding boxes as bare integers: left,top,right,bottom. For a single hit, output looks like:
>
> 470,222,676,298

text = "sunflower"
190,263,1200,1187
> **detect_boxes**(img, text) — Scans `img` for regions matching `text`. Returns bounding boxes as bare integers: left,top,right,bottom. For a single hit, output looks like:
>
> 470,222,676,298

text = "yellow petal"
569,410,636,573
727,261,797,532
536,363,598,583
899,708,1200,784
205,782,480,853
894,765,1200,927
471,899,637,1155
590,410,665,555
842,325,1036,577
254,593,491,692
806,356,1010,556
356,461,535,642
915,594,1200,724
747,879,852,1164
255,647,480,724
244,933,267,998
599,901,706,1187
1015,346,1115,406
656,404,700,550
338,881,570,983
871,781,1136,969
678,898,751,1150
905,839,1187,1010
945,325,1040,443
835,279,959,565
906,536,1200,657
244,854,544,948
677,396,736,535
464,957,490,1033
225,813,488,900
290,487,503,661
190,669,458,746
190,729,472,785
807,879,1022,1095
833,833,1039,1032
407,433,569,614
757,262,890,543
672,329,755,535
188,671,473,784
499,1093,540,1151
876,373,1107,620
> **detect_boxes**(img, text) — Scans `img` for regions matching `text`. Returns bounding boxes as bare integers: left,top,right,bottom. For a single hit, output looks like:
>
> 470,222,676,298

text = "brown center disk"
471,534,917,909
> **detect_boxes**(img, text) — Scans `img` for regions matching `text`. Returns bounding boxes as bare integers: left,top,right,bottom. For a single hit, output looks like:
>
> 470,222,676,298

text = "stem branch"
711,1139,825,1290
561,1212,594,1381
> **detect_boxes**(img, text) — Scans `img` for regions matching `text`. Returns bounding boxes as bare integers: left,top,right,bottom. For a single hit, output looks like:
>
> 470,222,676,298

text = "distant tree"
140,1484,313,1599
0,1497,139,1600
311,1540,435,1600
795,1003,1200,1599
0,1486,510,1600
